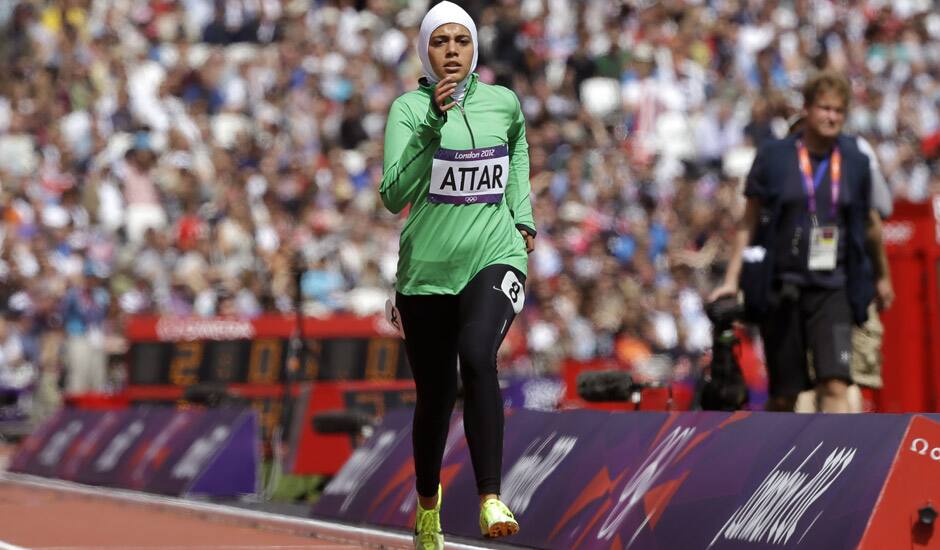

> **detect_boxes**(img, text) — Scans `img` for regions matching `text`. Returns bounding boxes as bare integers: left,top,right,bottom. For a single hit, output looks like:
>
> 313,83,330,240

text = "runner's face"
805,90,846,140
428,23,473,82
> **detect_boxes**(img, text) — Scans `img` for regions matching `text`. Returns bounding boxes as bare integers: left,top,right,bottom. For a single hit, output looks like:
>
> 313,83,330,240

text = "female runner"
379,2,536,548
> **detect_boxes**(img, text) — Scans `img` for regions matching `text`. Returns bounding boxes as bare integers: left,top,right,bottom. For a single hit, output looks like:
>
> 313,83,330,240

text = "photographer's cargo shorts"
851,303,883,388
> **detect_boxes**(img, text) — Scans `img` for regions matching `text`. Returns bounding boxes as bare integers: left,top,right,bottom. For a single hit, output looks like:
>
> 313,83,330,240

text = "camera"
706,295,744,337
698,296,749,411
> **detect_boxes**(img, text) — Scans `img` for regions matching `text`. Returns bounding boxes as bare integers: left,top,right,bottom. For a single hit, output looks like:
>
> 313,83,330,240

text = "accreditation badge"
808,225,839,271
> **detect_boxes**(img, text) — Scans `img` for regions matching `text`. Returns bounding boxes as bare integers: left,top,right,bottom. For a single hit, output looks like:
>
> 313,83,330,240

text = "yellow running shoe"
479,497,520,538
413,485,444,550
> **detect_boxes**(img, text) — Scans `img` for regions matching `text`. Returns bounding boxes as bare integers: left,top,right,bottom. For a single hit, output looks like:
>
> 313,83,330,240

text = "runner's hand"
433,76,458,115
519,229,535,254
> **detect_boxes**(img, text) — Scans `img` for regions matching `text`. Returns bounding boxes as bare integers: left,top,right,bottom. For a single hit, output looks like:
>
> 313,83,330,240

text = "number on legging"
500,271,525,314
509,282,520,303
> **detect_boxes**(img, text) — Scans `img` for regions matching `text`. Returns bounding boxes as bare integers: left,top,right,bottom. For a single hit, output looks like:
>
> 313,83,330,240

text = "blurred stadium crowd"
1,0,939,402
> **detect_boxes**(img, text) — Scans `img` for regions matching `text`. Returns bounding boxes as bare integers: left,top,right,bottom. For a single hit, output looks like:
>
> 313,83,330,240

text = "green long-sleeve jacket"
380,73,535,295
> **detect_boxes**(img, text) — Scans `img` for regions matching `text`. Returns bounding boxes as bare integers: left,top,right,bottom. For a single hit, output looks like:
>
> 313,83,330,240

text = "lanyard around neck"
796,140,841,224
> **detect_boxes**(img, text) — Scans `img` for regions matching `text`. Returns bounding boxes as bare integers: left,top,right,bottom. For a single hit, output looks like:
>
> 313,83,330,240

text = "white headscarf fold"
417,1,478,101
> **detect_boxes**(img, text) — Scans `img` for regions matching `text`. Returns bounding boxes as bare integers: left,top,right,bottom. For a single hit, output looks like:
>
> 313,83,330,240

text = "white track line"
0,539,30,550
0,473,489,550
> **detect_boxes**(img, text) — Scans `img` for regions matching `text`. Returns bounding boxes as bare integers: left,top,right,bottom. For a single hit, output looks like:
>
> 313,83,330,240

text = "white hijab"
417,1,478,101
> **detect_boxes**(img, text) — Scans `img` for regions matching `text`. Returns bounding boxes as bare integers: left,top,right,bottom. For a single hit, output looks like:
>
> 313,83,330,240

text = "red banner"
881,197,940,412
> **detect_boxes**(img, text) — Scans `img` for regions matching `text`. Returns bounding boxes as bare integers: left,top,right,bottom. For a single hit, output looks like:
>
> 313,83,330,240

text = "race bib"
429,145,509,205
808,225,839,271
499,270,525,314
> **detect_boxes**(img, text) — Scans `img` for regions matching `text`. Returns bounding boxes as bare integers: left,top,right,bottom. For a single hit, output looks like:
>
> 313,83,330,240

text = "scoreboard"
129,335,411,385
126,315,411,386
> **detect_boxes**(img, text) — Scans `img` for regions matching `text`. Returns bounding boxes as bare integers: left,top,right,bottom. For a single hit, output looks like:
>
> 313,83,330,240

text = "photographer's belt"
797,141,841,271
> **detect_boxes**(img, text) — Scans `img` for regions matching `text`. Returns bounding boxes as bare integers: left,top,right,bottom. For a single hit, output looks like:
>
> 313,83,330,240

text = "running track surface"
0,481,360,550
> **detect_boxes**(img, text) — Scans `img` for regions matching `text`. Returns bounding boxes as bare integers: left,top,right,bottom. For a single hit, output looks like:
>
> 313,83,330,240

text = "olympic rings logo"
910,438,940,461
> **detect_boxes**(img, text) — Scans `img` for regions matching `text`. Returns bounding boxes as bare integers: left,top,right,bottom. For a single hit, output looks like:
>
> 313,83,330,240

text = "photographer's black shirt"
744,135,868,290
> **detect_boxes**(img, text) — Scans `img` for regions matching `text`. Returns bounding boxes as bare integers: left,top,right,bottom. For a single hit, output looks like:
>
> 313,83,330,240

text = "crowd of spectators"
1,0,939,407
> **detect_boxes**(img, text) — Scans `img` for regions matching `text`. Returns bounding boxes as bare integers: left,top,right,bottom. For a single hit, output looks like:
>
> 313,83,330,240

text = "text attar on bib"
429,145,509,205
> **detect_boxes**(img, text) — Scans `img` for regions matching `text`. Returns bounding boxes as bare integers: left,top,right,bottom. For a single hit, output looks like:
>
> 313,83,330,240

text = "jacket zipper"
456,102,476,149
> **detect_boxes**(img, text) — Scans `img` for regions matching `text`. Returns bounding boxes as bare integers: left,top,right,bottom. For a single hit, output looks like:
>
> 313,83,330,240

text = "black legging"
396,263,524,497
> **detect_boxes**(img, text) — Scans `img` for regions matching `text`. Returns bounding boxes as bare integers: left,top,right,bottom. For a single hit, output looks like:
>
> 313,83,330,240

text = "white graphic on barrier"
38,420,84,467
131,414,192,484
172,425,231,479
709,443,856,547
597,425,697,542
95,420,145,472
62,413,119,476
503,432,578,515
324,428,406,512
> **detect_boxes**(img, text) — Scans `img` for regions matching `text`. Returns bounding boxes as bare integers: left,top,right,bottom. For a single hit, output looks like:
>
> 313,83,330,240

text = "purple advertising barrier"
10,407,259,498
313,408,913,550
186,411,259,496
57,410,128,481
145,408,258,496
12,409,102,479
553,411,906,550
8,408,70,473
508,409,678,549
88,407,184,490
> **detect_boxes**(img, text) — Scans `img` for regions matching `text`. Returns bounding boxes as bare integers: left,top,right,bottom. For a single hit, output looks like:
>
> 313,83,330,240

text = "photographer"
785,118,895,413
710,71,879,413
